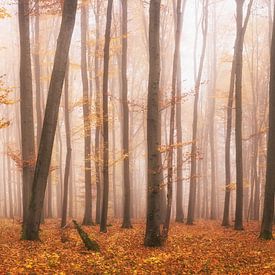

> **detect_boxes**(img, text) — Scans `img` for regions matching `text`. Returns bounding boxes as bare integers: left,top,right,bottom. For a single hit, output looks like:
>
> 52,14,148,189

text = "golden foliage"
0,220,273,273
0,7,10,19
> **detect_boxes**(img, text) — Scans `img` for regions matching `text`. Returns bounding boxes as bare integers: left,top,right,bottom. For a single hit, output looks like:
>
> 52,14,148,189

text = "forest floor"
0,219,274,274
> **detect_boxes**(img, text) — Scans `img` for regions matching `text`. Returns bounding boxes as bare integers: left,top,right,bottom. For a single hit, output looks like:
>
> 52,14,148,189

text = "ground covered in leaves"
0,219,274,274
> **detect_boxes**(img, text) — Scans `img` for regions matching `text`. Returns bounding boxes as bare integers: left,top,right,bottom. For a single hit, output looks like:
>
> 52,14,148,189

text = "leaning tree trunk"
260,1,275,240
22,0,77,240
100,0,113,233
121,0,132,229
144,0,162,247
18,0,36,225
187,0,208,225
81,0,93,226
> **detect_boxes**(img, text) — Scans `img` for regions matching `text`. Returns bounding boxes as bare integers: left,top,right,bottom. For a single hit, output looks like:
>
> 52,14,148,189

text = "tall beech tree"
18,0,36,225
175,0,186,224
81,0,93,226
121,0,132,229
144,0,162,247
61,64,71,228
163,0,184,238
187,0,208,225
260,2,275,240
100,0,113,233
22,0,77,240
234,0,253,230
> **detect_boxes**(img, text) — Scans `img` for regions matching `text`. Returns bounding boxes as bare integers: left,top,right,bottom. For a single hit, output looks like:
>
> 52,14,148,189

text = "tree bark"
144,0,162,247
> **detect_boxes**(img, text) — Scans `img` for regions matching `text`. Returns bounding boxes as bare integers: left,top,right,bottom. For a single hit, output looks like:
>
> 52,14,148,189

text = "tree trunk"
144,0,162,247
162,0,183,238
260,2,275,240
81,0,93,226
187,0,208,225
234,0,253,230
209,1,217,220
22,0,77,240
18,0,36,225
94,0,102,225
100,0,113,233
222,45,236,226
121,0,132,229
61,65,71,228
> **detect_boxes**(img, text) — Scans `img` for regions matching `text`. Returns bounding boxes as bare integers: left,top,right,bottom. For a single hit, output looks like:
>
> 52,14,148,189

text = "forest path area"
0,220,274,274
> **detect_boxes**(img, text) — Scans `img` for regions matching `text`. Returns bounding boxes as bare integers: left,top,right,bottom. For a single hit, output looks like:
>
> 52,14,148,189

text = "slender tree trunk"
22,0,77,240
121,0,132,229
144,0,162,247
18,0,36,225
94,0,102,225
209,2,217,220
61,65,71,228
187,0,208,225
34,0,42,146
100,0,113,233
222,46,236,226
81,0,93,226
234,0,253,230
162,0,183,238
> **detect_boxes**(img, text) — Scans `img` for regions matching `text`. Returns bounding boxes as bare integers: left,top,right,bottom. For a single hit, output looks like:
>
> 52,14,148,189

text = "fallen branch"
72,220,100,252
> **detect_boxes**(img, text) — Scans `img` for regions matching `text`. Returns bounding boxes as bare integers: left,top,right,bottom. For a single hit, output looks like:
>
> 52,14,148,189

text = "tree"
22,0,78,240
187,0,208,225
222,0,252,227
94,0,102,225
144,0,162,247
81,0,93,226
234,0,253,231
121,0,132,229
175,0,186,224
18,0,36,225
162,0,184,238
100,0,113,233
61,64,71,228
260,2,275,240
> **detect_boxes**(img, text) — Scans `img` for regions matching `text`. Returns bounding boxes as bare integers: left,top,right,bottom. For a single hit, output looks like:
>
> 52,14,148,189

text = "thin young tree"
144,0,162,247
94,0,102,225
121,0,132,229
22,0,77,240
187,0,208,225
260,2,275,240
162,0,183,238
18,0,36,225
61,64,71,228
81,0,93,226
175,0,186,223
100,0,113,233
